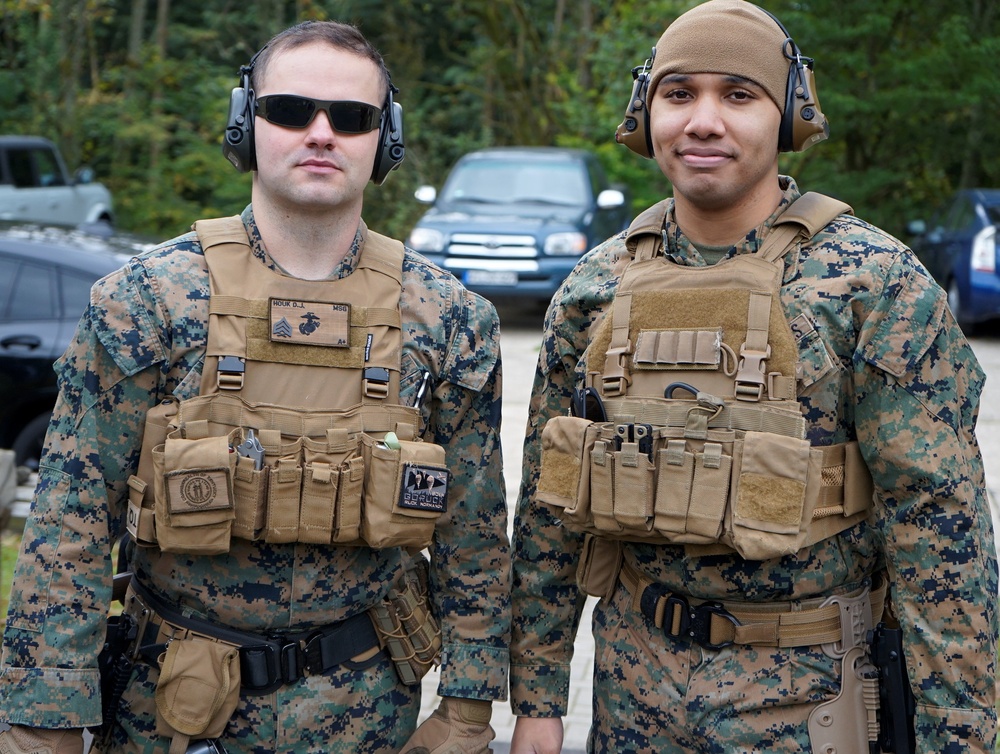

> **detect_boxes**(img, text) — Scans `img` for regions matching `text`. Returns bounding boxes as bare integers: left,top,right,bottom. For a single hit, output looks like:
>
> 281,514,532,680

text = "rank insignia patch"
269,298,351,347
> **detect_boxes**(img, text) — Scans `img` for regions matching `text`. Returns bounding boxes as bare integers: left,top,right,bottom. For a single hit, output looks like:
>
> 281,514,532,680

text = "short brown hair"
251,21,392,104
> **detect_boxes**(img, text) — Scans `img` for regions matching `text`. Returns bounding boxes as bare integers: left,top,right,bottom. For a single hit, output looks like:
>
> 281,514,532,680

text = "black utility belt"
125,580,383,695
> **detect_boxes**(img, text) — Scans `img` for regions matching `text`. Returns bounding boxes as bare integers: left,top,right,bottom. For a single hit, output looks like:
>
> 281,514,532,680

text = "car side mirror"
74,167,95,185
597,189,625,209
414,185,437,204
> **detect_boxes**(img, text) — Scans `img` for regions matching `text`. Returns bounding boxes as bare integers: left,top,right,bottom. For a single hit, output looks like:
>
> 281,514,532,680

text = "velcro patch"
398,464,449,513
269,298,350,347
166,468,232,513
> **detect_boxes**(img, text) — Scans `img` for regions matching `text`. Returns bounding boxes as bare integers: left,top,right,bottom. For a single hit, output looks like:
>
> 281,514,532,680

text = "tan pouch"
576,534,623,600
154,635,241,741
729,431,811,560
361,434,448,548
262,437,303,544
300,432,361,544
537,415,594,519
370,554,442,685
153,433,236,555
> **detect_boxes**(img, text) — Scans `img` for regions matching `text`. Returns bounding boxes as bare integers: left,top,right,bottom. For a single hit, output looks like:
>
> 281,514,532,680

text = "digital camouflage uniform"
510,177,998,753
0,205,511,753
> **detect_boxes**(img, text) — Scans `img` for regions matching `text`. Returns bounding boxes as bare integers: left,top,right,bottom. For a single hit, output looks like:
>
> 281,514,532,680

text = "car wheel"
12,412,51,471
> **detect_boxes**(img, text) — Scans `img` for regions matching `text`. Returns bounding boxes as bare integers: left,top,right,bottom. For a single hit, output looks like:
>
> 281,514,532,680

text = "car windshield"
985,202,1000,226
441,159,589,206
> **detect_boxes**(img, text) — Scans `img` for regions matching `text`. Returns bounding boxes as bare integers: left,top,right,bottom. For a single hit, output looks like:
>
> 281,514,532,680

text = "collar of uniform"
239,203,364,281
662,176,802,265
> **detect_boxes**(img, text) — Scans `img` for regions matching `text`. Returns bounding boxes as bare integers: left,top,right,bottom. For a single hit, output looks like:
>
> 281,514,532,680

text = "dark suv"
407,147,631,303
0,223,148,468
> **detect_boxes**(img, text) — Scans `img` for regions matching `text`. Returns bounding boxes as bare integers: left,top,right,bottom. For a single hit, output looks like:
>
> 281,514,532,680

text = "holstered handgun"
869,622,916,754
89,610,139,743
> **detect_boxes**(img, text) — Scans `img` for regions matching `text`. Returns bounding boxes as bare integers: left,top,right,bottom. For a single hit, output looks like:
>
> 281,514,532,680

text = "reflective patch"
269,298,351,347
398,464,449,513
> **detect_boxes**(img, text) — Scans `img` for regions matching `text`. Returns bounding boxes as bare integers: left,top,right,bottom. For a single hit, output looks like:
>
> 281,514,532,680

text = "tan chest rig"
126,217,448,555
537,194,875,560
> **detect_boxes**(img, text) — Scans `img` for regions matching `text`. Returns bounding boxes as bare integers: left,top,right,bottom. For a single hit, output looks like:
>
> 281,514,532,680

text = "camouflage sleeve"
855,254,998,751
0,260,166,728
424,285,511,702
509,240,627,717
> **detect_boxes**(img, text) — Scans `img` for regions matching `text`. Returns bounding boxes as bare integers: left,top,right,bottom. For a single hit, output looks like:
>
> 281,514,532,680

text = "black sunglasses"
255,95,382,133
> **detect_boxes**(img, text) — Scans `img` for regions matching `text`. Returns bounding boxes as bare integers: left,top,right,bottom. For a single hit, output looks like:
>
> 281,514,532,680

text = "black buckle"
641,583,739,651
240,642,283,694
687,602,739,650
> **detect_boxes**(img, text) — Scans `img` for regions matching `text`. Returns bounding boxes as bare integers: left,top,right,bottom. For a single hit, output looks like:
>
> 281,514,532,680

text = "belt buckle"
240,641,285,694
687,601,738,650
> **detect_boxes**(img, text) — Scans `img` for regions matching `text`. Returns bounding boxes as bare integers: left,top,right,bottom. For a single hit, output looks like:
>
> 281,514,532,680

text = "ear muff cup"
371,89,405,185
779,53,828,152
221,68,256,174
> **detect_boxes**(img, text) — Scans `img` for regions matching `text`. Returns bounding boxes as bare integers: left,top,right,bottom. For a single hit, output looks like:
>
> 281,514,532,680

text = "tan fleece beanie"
647,0,790,113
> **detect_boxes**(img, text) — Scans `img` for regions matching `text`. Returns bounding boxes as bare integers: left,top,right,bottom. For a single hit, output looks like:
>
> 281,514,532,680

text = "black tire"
12,411,51,470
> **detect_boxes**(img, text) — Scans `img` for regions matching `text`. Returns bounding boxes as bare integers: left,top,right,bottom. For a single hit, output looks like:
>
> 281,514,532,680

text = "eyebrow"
660,73,765,91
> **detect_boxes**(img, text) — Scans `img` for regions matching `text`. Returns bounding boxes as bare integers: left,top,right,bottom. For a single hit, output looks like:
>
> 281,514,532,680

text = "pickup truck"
407,146,630,303
0,135,114,226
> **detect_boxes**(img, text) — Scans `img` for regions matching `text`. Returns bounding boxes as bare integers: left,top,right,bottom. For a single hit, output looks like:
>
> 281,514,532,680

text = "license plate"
464,270,518,286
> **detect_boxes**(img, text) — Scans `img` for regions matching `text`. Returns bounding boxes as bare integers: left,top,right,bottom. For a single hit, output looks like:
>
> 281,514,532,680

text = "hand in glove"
399,697,495,754
0,724,84,754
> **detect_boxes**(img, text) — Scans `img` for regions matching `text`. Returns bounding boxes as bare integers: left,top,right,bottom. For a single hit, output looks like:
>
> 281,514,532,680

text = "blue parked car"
908,189,1000,331
407,147,631,305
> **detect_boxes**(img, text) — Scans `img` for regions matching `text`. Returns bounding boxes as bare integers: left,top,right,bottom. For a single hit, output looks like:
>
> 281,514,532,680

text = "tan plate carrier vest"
126,217,448,555
537,193,876,561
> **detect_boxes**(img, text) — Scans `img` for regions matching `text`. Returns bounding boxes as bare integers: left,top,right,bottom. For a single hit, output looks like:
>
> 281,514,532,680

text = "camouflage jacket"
510,178,998,750
0,206,511,728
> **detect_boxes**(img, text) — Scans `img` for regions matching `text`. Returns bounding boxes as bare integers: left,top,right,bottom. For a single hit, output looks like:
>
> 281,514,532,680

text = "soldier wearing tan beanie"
510,0,997,752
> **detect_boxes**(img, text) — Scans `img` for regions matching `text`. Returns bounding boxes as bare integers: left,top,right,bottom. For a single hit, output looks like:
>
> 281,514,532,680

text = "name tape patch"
270,298,351,348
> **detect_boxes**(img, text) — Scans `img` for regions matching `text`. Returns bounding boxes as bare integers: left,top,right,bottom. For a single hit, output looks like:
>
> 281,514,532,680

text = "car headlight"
408,227,446,253
544,231,588,256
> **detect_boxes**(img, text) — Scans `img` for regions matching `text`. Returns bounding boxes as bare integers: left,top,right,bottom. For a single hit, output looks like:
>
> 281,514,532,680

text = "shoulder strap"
192,216,247,251
757,192,853,263
624,199,671,262
621,192,851,264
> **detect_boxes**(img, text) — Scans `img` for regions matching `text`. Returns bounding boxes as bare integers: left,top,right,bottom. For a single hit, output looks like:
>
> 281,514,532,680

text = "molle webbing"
535,192,871,559
600,396,806,439
195,216,405,407
207,296,401,370
126,218,449,554
169,392,421,441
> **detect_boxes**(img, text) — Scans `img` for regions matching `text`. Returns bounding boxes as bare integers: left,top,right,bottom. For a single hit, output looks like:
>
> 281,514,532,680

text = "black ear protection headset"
222,46,405,184
615,3,828,157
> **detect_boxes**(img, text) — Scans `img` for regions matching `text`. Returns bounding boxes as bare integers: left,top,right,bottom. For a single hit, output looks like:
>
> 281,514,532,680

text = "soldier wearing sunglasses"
0,20,509,754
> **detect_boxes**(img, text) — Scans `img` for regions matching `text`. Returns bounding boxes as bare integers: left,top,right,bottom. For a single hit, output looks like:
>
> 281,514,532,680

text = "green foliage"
0,0,996,243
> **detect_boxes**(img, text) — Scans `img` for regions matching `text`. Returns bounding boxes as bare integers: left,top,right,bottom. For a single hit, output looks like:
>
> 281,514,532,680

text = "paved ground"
9,304,1000,754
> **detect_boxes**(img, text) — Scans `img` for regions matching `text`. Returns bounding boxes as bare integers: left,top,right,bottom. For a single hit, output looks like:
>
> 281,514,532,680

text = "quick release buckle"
686,602,739,651
641,583,739,650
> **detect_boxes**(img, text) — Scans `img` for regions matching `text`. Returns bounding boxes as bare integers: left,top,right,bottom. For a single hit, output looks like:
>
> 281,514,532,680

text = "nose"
684,96,726,140
305,108,338,148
